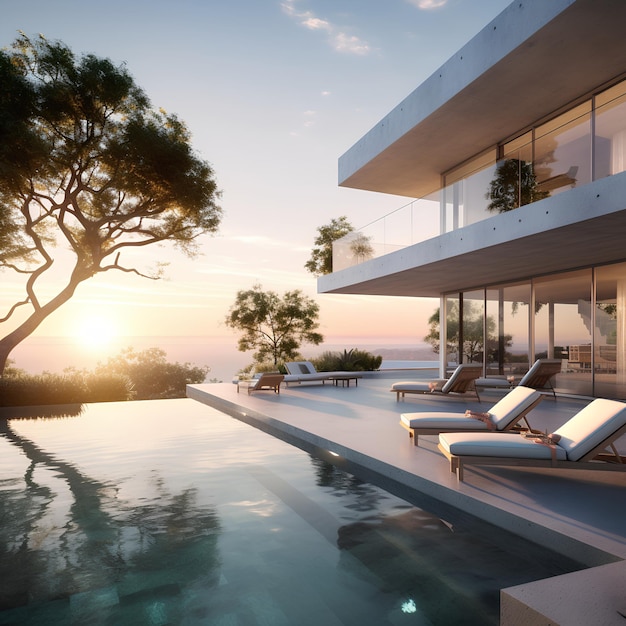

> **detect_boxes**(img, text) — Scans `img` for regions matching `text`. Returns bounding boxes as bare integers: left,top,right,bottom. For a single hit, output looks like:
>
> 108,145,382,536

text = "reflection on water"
336,507,580,625
0,414,222,624
311,454,583,625
0,400,585,625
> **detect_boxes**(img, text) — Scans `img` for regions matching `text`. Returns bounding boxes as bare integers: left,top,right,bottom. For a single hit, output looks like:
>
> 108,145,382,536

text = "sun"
74,315,118,349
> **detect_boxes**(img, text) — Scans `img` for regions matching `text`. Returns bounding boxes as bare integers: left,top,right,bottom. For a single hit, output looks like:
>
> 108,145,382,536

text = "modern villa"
319,0,626,399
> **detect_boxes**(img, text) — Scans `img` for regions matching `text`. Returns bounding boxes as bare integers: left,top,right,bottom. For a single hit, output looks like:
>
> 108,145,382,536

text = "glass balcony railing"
332,193,441,272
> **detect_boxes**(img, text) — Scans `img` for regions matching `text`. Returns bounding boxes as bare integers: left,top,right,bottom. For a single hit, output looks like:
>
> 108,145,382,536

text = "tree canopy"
94,347,210,399
424,302,512,364
0,34,222,375
305,216,354,276
486,159,548,213
225,284,323,366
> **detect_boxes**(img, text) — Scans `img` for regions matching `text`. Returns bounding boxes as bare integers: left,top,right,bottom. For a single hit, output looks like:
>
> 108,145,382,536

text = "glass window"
486,132,540,213
441,79,626,233
594,81,626,178
534,102,591,197
441,183,459,234
534,269,592,395
461,290,484,365
444,294,460,368
443,149,497,232
594,262,626,398
486,283,531,376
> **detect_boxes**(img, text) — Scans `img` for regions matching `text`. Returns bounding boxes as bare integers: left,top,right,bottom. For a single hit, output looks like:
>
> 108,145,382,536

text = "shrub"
311,348,382,372
94,347,210,400
350,349,383,371
0,372,133,407
0,344,208,406
238,360,292,377
82,374,135,403
311,351,341,372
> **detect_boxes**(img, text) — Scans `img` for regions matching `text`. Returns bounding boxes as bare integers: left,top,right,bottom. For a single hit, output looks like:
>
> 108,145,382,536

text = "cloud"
303,110,316,127
405,0,448,8
302,15,331,31
333,32,370,56
290,109,318,135
281,0,371,55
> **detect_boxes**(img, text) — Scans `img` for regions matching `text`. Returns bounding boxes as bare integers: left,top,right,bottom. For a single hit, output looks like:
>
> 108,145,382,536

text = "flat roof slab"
339,0,626,199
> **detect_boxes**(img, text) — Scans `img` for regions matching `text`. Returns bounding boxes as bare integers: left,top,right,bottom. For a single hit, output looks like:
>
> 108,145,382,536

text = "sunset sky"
0,0,511,360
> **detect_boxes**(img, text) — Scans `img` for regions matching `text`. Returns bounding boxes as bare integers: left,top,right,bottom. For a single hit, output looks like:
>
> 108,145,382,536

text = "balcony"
332,195,440,272
322,172,626,298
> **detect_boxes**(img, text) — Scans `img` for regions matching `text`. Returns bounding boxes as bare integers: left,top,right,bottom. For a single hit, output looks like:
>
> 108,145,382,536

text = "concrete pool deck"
187,372,626,625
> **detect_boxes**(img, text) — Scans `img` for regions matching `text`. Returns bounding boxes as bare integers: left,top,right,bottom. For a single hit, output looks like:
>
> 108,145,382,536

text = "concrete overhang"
338,0,626,199
318,175,626,297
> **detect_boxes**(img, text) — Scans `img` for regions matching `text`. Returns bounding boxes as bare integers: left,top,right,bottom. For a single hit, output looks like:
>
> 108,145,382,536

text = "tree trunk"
0,278,82,377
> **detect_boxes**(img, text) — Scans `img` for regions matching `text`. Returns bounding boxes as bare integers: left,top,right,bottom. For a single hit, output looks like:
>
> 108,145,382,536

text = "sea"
7,336,438,383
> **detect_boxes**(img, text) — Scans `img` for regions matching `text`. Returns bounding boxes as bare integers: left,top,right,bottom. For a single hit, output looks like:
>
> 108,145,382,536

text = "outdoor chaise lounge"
475,358,562,399
237,373,284,395
284,361,363,385
438,397,626,481
400,386,543,446
391,364,483,401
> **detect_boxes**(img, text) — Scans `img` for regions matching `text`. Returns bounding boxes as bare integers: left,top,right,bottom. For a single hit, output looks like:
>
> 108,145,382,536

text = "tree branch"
100,252,160,280
0,298,30,323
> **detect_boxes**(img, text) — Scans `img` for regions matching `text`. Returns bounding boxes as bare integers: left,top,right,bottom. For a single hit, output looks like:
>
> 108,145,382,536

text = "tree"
225,284,323,366
94,347,209,399
424,306,450,357
424,303,512,363
305,216,354,276
0,34,222,376
349,232,374,263
486,159,548,213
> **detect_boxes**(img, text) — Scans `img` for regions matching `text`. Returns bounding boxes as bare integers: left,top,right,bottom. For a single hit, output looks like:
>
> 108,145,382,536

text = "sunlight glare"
74,315,117,349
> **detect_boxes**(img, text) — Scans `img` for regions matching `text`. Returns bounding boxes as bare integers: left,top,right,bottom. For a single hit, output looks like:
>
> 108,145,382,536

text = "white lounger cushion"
392,380,447,393
439,397,626,463
553,398,626,461
401,413,490,430
484,386,542,427
401,386,541,430
439,432,568,461
284,361,364,382
474,377,511,388
282,374,301,383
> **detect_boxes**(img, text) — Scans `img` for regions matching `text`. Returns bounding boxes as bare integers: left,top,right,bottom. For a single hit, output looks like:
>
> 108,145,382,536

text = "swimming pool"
0,399,583,625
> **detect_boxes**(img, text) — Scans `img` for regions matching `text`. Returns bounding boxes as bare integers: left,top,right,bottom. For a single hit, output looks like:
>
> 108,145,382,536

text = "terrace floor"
187,370,626,625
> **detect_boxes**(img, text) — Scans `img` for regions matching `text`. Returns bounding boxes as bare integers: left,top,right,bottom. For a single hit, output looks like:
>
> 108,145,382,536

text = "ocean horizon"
7,335,438,383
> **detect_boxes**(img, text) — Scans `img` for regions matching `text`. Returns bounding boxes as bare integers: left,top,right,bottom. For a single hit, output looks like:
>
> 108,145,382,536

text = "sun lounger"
400,386,543,446
237,373,284,395
284,361,363,385
475,358,562,398
438,397,626,481
391,364,483,401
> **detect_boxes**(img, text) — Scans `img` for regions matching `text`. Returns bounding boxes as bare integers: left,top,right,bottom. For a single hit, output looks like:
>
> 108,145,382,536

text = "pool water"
0,399,582,625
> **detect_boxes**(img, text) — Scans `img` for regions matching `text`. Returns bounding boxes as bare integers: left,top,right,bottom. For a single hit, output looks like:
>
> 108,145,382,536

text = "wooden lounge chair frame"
438,398,626,481
476,359,562,399
391,364,483,401
400,386,543,446
518,359,562,398
237,373,284,395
